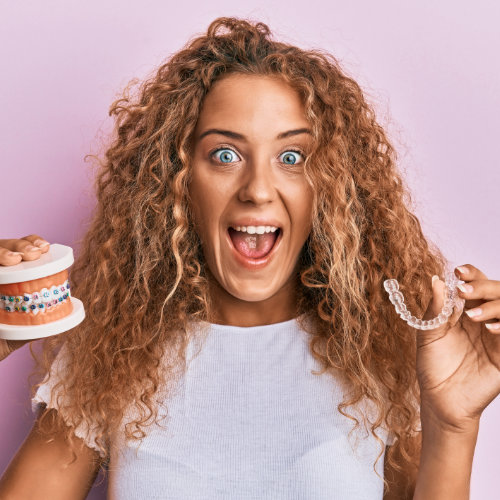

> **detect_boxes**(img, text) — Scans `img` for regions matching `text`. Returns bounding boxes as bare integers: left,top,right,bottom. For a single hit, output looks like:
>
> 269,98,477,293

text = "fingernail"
432,275,439,286
34,240,49,247
7,251,23,256
456,266,467,274
25,245,38,251
465,308,482,318
485,323,500,332
457,284,473,293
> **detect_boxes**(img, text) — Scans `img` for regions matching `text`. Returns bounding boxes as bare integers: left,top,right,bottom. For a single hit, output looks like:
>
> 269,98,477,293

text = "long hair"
30,16,448,495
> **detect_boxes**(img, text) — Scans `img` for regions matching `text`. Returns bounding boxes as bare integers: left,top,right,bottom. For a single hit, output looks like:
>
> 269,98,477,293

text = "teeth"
232,225,279,234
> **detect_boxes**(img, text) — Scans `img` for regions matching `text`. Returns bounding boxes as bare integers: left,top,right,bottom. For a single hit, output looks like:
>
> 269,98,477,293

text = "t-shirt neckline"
199,313,306,334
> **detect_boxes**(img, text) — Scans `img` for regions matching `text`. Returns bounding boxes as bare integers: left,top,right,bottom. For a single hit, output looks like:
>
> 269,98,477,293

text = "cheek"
189,167,211,215
187,185,202,233
188,172,227,244
187,177,209,244
290,183,314,237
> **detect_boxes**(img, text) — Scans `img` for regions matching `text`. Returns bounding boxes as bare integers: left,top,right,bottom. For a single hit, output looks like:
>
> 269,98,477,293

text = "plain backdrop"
1,1,499,498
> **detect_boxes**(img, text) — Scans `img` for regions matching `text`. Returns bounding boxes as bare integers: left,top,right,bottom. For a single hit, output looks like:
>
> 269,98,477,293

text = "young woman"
1,16,499,500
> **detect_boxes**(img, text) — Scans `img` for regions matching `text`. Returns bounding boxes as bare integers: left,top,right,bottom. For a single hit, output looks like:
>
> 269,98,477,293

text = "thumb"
422,275,446,321
416,275,465,349
415,275,451,346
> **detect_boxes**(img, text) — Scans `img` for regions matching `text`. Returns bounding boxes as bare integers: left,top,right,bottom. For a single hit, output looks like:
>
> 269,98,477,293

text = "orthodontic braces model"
0,280,71,315
383,270,465,330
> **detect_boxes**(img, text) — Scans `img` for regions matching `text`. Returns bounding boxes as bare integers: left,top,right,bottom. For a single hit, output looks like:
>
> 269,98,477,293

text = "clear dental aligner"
0,279,71,315
383,271,465,330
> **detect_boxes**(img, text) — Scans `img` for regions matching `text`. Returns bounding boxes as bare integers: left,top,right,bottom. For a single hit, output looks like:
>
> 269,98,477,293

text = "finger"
0,246,24,266
21,234,50,254
463,298,500,324
454,264,488,282
18,244,42,260
419,276,462,342
0,236,50,257
484,322,500,333
423,274,466,327
426,275,447,318
12,235,51,261
456,278,500,302
422,275,449,323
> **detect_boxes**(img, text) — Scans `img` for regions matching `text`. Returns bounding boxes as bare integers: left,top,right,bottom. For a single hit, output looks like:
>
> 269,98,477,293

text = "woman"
1,16,499,499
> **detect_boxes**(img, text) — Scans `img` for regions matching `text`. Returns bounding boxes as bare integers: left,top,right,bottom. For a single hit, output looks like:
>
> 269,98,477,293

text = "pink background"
1,1,499,497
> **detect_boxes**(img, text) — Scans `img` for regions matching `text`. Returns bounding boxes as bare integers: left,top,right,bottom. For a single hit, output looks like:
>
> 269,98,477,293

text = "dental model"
0,243,85,341
383,270,465,330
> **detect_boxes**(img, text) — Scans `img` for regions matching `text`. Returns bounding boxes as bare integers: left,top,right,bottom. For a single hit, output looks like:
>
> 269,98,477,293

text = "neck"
206,272,301,327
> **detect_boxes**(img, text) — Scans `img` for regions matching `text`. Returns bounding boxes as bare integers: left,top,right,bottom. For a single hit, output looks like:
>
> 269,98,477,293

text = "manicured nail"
465,308,482,318
485,323,500,332
34,240,49,247
25,245,38,251
456,266,467,274
7,251,23,256
457,284,473,293
432,275,439,286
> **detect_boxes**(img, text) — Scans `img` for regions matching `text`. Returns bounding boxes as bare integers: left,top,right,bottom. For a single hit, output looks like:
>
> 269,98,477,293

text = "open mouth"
227,227,282,260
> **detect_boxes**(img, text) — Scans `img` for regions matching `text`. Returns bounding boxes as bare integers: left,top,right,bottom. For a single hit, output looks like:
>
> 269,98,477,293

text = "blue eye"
279,150,303,165
210,147,305,166
211,148,240,164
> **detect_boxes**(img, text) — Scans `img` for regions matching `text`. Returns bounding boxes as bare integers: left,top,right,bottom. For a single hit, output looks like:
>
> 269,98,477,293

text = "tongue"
229,228,278,259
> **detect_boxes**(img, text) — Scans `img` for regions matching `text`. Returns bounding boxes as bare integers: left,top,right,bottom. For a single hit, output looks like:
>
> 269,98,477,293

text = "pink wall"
1,1,499,498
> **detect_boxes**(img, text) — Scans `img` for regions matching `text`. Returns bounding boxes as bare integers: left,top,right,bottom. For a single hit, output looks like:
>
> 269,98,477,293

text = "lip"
226,227,284,270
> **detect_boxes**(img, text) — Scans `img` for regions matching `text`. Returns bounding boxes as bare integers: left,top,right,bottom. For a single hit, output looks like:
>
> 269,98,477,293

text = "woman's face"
188,73,314,325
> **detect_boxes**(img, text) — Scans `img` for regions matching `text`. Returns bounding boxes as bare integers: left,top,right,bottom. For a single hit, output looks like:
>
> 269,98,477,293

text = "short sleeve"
385,415,422,447
31,343,106,458
386,430,396,446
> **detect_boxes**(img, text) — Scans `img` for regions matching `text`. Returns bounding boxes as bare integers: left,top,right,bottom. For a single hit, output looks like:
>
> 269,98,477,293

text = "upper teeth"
232,225,279,234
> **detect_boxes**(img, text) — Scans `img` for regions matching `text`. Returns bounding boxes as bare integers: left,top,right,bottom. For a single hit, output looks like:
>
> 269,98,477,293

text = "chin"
222,277,281,303
230,290,274,302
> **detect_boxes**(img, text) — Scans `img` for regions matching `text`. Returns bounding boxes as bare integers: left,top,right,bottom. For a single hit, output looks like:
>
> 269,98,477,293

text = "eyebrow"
198,128,313,141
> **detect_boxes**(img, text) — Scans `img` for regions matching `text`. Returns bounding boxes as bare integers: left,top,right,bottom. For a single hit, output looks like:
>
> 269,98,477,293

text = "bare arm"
0,406,104,500
412,417,478,500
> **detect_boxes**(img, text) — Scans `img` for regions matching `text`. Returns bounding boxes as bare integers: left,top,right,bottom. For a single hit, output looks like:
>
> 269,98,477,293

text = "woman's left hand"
416,264,500,432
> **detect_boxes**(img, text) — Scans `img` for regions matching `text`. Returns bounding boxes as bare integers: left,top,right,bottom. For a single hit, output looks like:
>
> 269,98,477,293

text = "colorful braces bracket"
0,279,71,315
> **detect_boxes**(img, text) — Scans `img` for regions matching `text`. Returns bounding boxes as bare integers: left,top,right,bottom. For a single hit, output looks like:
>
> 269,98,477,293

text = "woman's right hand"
0,235,51,361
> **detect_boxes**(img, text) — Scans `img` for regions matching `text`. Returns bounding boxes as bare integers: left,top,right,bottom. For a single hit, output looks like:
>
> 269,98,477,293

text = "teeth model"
383,270,465,330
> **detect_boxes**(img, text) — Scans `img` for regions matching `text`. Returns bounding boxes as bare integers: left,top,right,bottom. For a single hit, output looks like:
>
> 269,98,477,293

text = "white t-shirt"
32,315,397,500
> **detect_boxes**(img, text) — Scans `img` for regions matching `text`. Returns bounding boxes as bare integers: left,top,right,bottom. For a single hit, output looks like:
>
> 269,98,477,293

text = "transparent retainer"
383,270,465,330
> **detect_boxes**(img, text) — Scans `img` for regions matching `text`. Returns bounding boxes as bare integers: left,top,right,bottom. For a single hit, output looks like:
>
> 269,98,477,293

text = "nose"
237,155,277,205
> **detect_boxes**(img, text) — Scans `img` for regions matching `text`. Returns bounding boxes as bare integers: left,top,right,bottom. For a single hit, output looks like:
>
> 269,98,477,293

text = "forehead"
194,74,310,138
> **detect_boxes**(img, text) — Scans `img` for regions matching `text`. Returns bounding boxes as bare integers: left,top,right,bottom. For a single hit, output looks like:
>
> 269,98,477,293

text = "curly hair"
29,16,450,495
